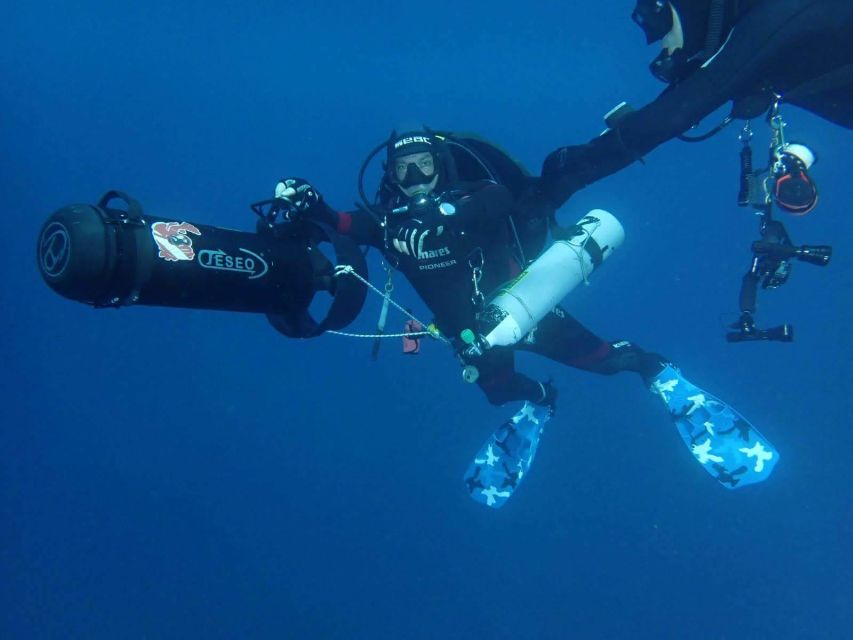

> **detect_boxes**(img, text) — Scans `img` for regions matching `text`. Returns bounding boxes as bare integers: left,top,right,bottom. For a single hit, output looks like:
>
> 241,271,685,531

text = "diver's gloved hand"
390,217,430,257
273,177,321,220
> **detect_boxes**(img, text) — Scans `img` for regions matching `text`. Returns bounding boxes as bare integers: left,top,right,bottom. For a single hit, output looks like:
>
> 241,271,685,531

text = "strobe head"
726,323,794,343
794,244,832,267
751,241,832,267
726,313,794,343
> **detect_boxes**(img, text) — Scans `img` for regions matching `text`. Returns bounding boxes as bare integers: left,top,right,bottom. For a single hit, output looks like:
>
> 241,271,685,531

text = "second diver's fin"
463,402,552,508
650,364,780,488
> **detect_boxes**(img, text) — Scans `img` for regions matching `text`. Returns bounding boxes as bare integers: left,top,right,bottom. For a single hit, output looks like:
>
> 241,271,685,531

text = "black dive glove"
273,177,322,221
390,216,430,258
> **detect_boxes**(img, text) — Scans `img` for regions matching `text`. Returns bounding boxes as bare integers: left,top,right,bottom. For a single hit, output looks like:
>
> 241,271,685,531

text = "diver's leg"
520,307,781,487
519,305,666,382
469,347,554,407
463,335,555,509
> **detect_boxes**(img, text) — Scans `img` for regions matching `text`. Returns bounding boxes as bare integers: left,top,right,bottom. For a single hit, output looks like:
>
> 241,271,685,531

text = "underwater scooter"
36,190,368,338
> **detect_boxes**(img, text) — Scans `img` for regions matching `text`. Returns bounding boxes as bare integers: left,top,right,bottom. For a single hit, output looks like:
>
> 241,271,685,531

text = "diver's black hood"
658,0,760,58
669,0,715,57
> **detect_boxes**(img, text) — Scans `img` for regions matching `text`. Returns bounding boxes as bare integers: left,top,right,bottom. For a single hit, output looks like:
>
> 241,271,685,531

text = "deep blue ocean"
3,2,852,638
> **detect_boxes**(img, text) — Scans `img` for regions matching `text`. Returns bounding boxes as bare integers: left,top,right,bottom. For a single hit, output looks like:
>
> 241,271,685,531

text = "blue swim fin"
650,364,780,488
464,402,552,508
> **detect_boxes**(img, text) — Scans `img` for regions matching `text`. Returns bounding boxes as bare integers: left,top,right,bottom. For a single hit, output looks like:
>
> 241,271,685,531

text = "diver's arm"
305,201,383,247
274,177,383,246
541,0,815,207
331,208,384,247
448,182,513,227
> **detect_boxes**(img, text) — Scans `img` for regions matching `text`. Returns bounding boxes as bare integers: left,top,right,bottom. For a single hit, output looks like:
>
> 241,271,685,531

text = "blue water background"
2,2,852,638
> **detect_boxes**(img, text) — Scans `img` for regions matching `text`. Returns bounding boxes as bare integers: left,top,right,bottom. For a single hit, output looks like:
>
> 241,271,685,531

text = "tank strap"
584,236,604,268
552,219,604,268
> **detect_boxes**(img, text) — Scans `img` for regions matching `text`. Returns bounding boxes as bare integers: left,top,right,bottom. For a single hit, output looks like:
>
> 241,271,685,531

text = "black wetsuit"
541,0,853,205
308,180,663,406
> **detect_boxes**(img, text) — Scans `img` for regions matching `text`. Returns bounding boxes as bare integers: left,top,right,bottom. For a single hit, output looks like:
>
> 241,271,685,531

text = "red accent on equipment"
337,212,353,234
569,341,613,367
774,174,818,216
403,320,422,354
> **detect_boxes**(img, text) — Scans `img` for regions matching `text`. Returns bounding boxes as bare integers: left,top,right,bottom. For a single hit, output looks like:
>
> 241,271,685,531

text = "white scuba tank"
474,209,624,350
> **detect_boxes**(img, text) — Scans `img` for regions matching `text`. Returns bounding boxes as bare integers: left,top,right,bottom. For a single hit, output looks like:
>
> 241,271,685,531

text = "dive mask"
394,152,437,188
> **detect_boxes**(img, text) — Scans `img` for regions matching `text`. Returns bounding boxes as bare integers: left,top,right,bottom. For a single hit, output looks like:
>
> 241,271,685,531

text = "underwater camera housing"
726,112,832,344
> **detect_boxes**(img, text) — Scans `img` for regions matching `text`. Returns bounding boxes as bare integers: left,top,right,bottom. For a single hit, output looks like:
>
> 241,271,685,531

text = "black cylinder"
37,199,317,315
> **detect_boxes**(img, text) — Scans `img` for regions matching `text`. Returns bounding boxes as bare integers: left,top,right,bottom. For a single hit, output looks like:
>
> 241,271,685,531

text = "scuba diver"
32,127,782,507
269,128,780,506
273,130,664,408
540,0,853,206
